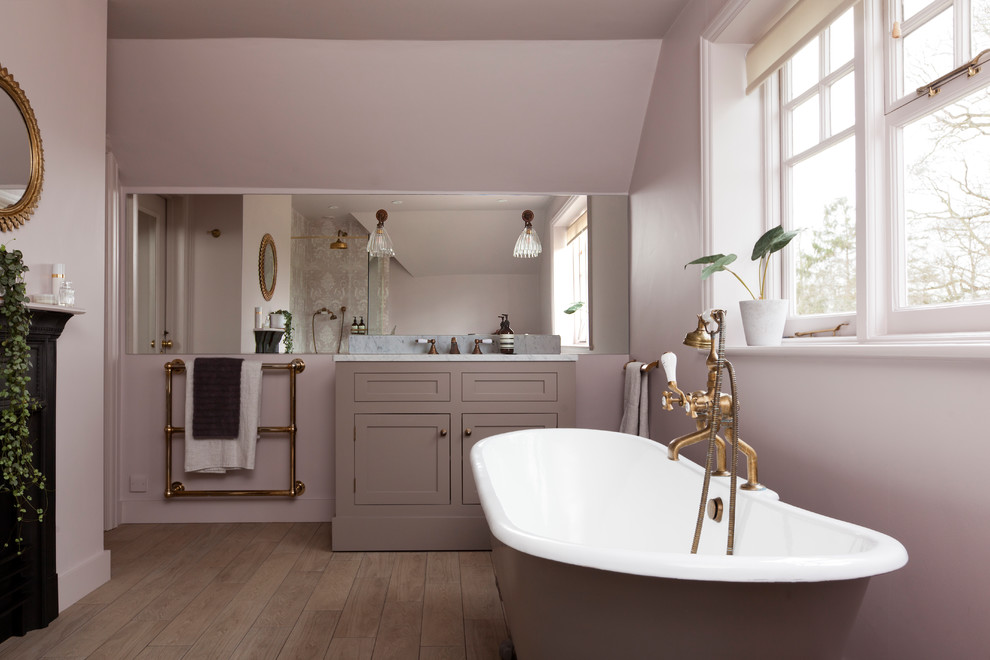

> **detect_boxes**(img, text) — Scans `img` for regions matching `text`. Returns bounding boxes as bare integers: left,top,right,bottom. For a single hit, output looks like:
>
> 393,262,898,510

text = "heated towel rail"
163,358,306,498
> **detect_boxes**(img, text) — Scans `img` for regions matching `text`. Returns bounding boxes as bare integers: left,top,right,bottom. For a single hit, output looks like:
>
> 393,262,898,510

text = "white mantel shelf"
335,354,577,362
26,302,86,315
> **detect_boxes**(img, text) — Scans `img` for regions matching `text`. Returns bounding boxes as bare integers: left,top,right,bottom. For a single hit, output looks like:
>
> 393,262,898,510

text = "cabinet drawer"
462,372,558,402
354,371,451,402
354,414,451,505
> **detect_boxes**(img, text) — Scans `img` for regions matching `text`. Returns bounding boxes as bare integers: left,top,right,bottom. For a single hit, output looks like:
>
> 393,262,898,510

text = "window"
885,0,990,333
551,197,590,348
757,0,990,339
564,212,590,345
780,8,858,320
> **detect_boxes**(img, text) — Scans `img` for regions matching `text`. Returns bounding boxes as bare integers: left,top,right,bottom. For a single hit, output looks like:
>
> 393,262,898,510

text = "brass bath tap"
660,313,762,490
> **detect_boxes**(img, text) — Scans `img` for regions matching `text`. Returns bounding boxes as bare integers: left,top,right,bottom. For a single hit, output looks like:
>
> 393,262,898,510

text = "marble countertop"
335,354,578,362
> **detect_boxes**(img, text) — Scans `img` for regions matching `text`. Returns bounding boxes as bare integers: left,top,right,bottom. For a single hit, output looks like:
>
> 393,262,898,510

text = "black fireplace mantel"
0,304,79,642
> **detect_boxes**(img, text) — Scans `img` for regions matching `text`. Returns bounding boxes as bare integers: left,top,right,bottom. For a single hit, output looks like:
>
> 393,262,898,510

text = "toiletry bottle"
497,314,514,354
52,264,65,296
358,317,366,334
351,317,359,334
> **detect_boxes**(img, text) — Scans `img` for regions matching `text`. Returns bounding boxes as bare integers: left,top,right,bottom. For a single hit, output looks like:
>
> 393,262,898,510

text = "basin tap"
416,338,439,354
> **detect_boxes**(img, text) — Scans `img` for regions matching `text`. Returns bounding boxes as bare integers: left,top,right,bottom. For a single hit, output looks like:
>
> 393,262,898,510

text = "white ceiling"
108,0,692,40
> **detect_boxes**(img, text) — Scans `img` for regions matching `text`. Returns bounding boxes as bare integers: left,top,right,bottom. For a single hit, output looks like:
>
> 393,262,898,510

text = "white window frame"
551,195,590,349
881,0,990,336
777,6,860,336
703,0,990,347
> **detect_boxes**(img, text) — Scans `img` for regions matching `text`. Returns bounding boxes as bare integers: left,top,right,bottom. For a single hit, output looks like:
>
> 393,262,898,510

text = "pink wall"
119,354,335,523
0,0,111,609
119,352,623,524
107,38,660,193
628,0,990,656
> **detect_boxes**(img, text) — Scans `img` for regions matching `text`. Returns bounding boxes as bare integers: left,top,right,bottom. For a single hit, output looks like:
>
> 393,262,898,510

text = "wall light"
367,209,396,258
513,209,542,258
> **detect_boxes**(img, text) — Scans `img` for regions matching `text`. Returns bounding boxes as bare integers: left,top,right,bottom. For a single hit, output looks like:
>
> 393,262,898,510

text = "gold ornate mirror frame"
259,233,277,301
0,64,44,231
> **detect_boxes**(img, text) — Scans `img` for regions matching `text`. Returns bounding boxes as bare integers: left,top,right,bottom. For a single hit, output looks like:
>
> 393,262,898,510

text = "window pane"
974,0,990,55
830,72,855,134
902,85,990,307
791,137,856,315
829,8,854,73
902,0,931,21
788,38,820,100
790,94,820,155
569,230,589,344
903,8,954,92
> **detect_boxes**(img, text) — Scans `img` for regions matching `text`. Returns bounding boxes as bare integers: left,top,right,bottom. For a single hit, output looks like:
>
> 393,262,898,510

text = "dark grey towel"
192,358,243,439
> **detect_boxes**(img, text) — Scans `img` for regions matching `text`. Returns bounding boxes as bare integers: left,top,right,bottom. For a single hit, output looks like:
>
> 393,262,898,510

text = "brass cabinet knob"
464,428,472,436
161,339,173,349
440,428,447,437
150,340,156,348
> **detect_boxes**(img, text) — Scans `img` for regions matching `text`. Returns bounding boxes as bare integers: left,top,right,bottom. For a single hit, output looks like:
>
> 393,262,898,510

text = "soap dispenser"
496,314,514,354
351,317,359,334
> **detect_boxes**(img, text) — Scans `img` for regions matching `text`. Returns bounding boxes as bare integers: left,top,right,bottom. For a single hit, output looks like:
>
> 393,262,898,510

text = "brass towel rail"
623,359,659,373
164,358,306,498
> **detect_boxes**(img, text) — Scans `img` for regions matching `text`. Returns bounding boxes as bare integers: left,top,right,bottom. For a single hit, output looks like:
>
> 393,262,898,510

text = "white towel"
619,361,650,438
184,360,263,473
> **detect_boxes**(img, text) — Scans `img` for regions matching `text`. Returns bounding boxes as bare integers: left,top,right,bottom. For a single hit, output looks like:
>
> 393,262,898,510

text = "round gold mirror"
0,64,44,231
259,233,277,301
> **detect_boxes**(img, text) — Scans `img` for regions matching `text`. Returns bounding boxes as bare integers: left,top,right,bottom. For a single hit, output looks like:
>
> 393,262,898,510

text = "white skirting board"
59,549,112,612
119,497,333,524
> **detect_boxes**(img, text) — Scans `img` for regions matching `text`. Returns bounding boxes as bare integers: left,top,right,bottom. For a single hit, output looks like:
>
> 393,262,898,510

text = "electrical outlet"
129,474,148,493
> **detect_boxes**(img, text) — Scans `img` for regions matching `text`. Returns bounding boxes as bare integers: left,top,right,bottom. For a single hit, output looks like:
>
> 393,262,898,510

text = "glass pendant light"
513,209,542,258
367,209,395,258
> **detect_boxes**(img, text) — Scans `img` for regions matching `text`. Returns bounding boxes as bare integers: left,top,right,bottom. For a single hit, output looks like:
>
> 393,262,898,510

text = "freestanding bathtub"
470,428,907,660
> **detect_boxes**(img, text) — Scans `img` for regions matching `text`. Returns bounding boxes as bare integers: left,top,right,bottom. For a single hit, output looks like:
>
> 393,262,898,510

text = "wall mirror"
124,193,626,355
0,64,44,231
259,233,277,300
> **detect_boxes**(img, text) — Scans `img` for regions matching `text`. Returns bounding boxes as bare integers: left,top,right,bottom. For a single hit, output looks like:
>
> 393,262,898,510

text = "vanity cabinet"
333,359,576,551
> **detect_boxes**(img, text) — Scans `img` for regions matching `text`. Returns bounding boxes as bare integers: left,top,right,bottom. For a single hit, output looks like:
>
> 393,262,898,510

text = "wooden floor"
0,523,509,659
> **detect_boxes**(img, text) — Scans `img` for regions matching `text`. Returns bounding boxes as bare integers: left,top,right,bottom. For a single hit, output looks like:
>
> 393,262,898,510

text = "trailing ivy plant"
273,309,294,353
0,245,42,553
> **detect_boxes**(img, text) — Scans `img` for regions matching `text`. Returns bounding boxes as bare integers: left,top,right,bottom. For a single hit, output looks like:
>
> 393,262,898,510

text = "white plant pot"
269,313,285,329
738,299,788,346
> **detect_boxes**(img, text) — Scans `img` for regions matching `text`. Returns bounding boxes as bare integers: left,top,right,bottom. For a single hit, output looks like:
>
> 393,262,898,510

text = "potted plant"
0,245,44,553
685,225,802,346
271,309,294,353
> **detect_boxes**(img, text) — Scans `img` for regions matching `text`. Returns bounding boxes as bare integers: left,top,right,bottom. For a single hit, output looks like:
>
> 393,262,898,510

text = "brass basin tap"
660,314,762,491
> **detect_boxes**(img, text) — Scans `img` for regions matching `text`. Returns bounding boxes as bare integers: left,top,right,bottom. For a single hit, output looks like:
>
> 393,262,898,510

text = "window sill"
724,336,990,360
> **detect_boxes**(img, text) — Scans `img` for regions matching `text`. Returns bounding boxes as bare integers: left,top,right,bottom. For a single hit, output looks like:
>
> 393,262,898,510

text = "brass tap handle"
428,339,438,354
473,339,483,354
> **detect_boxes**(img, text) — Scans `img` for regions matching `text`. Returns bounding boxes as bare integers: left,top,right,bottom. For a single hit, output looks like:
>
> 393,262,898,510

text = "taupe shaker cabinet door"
354,413,451,505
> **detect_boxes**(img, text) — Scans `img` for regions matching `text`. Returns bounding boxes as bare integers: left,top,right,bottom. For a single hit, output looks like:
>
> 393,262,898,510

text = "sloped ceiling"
107,0,689,41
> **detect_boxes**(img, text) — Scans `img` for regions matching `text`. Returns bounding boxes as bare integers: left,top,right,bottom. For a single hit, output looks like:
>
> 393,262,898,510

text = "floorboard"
0,523,508,659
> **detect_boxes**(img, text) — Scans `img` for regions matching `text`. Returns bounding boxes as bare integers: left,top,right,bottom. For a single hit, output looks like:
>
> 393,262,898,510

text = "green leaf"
685,253,733,267
563,302,584,315
699,254,738,280
751,225,803,261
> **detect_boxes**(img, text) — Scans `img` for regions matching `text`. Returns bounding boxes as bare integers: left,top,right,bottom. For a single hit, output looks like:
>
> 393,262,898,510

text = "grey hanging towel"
192,357,243,439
